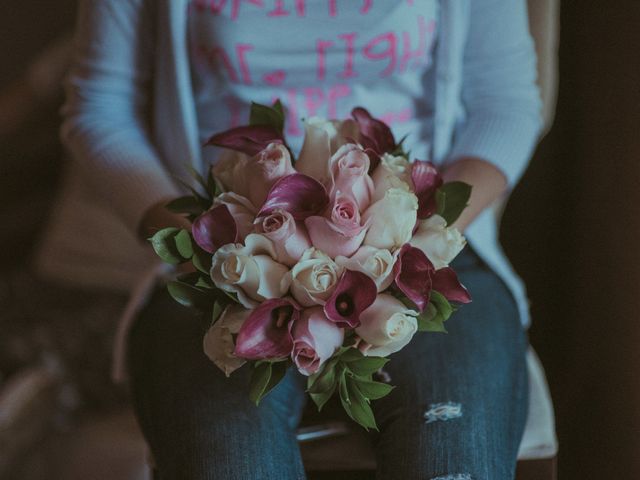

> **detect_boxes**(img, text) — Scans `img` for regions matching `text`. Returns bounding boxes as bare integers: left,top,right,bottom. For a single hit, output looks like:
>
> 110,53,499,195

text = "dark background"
1,2,639,478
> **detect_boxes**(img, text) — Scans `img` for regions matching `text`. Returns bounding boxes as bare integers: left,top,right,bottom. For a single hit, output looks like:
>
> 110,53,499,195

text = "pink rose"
329,144,374,210
254,209,312,266
212,143,295,209
305,194,368,258
212,192,257,241
291,306,344,376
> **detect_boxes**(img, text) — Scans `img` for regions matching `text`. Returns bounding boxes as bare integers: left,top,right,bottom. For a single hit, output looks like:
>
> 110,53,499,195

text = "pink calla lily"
233,298,301,360
259,173,330,221
324,270,377,328
393,244,435,312
432,267,472,304
191,204,238,253
206,125,284,157
411,160,444,219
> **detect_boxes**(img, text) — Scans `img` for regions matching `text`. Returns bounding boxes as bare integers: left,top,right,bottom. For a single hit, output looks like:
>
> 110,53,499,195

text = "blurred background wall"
0,1,638,478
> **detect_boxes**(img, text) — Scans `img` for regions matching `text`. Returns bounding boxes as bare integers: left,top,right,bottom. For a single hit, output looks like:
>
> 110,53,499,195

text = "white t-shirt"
188,0,438,163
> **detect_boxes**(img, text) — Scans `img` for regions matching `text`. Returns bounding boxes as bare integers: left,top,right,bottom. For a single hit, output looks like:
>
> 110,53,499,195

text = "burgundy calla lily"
432,267,472,304
206,125,284,157
324,270,377,328
393,244,436,312
191,204,238,253
234,298,301,360
351,107,396,169
411,160,444,219
258,173,330,221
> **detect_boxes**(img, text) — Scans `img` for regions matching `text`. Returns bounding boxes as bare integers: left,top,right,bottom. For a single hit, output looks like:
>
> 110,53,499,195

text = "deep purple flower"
411,160,444,219
206,125,284,157
258,173,330,221
234,298,301,360
324,270,377,328
432,267,472,304
191,204,238,253
393,244,436,312
351,107,397,169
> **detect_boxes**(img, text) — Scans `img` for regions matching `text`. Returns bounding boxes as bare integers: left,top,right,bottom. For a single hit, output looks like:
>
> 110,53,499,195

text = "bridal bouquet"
150,101,472,430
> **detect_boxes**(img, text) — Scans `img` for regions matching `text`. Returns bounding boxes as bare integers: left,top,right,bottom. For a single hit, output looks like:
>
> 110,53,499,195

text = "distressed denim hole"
423,402,462,423
430,474,472,480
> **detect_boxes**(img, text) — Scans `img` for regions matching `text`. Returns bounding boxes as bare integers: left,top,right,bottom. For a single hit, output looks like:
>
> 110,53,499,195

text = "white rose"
410,215,466,269
282,248,344,307
296,117,357,183
356,294,419,357
370,153,412,202
210,234,289,308
203,305,250,377
335,246,397,292
362,187,418,250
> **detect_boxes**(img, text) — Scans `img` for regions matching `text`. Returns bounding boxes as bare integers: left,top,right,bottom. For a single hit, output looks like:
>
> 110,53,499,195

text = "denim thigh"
127,289,308,480
371,249,529,480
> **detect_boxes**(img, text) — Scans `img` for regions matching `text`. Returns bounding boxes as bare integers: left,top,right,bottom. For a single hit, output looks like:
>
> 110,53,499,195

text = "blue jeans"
128,249,528,479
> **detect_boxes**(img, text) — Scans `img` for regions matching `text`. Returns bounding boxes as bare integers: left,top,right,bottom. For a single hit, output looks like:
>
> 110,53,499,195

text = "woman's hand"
441,156,508,232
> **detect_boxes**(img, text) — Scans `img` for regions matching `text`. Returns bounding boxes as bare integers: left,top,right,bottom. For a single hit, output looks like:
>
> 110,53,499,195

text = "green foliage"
249,360,289,405
191,246,213,274
174,229,193,259
435,181,472,226
166,280,213,310
249,100,285,133
416,291,455,333
307,348,393,430
165,196,205,217
149,228,184,265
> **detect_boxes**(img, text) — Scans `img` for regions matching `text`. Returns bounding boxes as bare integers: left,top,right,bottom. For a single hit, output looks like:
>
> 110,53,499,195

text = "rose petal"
234,298,300,360
432,267,472,304
259,173,330,221
192,204,238,253
393,244,435,312
411,160,443,219
324,270,377,328
206,125,284,157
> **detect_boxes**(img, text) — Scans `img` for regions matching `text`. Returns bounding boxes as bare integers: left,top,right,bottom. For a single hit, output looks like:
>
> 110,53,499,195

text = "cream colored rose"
410,215,466,269
356,294,419,357
362,187,418,250
370,153,412,202
210,234,289,308
335,246,397,292
281,248,343,307
203,305,250,377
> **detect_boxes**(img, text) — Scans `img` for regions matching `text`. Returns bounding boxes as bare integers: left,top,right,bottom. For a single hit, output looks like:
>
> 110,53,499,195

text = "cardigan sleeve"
447,0,544,188
61,0,181,235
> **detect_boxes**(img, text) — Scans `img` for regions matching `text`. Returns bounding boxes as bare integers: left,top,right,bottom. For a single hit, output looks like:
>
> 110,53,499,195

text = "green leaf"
184,163,210,196
435,181,472,226
165,196,205,216
149,227,183,264
191,247,212,274
309,381,337,411
249,361,288,405
342,375,378,431
211,302,224,325
174,177,213,210
249,362,272,405
272,98,284,118
339,347,365,363
249,101,285,132
195,275,214,289
338,369,350,405
308,358,338,394
416,291,453,333
431,291,454,320
353,378,395,400
347,357,389,377
174,229,193,259
166,281,213,310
